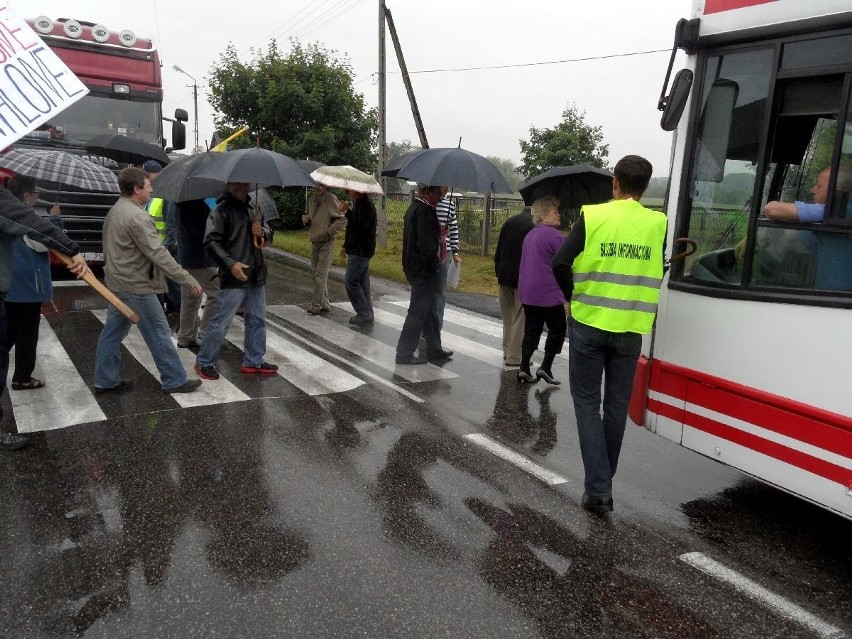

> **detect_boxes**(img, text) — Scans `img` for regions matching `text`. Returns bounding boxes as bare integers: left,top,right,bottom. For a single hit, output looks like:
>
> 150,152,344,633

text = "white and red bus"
632,0,852,519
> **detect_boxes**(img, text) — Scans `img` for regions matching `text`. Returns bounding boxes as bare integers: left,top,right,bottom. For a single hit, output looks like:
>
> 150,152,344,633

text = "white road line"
225,319,364,396
333,302,506,368
9,318,106,433
264,315,424,404
92,311,251,407
267,305,457,383
679,552,846,639
464,433,568,485
386,299,568,360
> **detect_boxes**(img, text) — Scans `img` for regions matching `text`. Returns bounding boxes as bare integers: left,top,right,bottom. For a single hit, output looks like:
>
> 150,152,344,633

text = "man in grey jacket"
1,187,89,450
94,167,203,394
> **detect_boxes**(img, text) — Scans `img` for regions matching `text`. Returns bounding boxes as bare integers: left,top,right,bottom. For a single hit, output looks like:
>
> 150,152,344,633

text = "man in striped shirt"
435,189,461,327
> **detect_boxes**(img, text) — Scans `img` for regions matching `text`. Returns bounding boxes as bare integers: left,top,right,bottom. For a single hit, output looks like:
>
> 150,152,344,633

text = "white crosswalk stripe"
6,298,527,432
267,305,458,382
8,318,106,433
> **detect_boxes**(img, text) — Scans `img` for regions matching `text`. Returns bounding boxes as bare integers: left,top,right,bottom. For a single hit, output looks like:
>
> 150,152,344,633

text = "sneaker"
94,379,134,393
163,379,202,394
0,431,28,451
240,362,279,374
194,363,220,380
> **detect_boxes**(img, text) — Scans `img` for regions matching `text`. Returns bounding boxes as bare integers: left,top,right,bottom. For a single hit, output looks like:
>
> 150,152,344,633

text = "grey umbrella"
85,134,170,166
388,147,512,193
152,152,226,202
518,164,613,207
192,147,316,188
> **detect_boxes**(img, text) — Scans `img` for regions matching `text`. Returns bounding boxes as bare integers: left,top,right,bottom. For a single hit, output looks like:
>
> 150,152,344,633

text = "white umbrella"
310,165,383,195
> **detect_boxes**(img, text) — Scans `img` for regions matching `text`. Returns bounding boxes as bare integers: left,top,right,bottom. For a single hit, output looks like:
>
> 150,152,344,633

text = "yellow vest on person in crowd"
571,198,667,335
148,197,165,240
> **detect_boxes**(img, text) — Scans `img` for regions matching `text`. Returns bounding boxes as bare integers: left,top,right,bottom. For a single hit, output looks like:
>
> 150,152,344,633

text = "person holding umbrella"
194,182,278,380
0,183,89,450
394,184,453,365
2,175,64,392
302,184,347,315
340,189,377,326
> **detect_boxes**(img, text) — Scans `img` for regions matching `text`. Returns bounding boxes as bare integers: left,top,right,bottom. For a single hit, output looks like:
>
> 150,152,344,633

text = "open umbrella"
381,148,428,178
297,159,325,173
85,133,170,166
151,152,226,202
310,165,383,195
519,164,613,207
0,148,118,192
192,147,316,188
387,147,512,193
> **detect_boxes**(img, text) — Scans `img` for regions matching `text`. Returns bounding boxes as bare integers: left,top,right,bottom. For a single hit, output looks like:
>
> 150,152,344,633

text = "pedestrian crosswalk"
7,298,561,433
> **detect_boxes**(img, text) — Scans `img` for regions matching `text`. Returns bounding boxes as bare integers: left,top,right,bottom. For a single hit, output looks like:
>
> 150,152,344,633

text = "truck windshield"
32,94,162,147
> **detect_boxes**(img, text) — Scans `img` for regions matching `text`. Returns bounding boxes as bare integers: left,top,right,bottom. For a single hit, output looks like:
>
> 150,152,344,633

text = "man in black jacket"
0,187,89,450
194,182,278,380
341,189,377,326
493,207,534,366
176,199,220,348
394,185,453,365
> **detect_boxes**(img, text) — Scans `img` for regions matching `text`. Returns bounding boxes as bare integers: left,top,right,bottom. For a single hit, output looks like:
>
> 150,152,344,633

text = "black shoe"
194,363,220,380
351,315,374,326
535,367,561,385
0,431,28,451
164,379,202,394
395,354,427,365
94,379,134,394
427,349,453,361
177,339,199,348
517,370,537,383
581,492,614,514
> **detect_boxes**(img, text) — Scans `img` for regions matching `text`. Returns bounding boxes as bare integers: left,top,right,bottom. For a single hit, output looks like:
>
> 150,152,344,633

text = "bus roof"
693,0,852,41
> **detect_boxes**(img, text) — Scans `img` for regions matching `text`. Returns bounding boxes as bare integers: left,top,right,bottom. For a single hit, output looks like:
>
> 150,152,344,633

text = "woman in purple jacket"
517,196,566,384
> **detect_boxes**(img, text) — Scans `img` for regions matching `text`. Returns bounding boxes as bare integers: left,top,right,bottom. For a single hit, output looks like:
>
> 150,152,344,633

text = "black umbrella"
519,164,613,207
388,147,512,193
380,148,427,178
297,159,325,173
85,134,170,166
151,152,226,202
191,147,316,188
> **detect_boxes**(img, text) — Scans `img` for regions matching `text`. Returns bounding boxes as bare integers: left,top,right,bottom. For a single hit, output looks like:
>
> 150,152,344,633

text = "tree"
384,139,420,194
486,156,525,193
208,41,378,225
517,103,609,178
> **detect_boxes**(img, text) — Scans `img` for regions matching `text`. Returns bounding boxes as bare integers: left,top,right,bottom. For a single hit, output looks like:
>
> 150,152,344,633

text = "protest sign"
0,3,88,149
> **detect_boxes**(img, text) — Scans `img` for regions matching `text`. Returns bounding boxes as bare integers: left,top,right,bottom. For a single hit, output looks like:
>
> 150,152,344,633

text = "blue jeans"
568,316,642,498
395,269,443,358
344,254,373,318
196,285,267,367
94,292,188,391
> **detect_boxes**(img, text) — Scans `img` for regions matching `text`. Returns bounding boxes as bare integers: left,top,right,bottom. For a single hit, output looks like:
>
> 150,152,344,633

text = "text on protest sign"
0,3,88,148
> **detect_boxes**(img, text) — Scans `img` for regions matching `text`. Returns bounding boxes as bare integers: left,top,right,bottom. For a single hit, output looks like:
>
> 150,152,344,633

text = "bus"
632,0,852,519
13,16,187,263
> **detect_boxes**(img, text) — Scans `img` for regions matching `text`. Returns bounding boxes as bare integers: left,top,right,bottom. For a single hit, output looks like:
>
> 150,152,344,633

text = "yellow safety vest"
148,197,165,240
571,199,667,334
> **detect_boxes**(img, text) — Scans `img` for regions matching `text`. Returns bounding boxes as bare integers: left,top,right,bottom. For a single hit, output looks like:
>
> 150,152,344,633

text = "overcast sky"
22,0,691,177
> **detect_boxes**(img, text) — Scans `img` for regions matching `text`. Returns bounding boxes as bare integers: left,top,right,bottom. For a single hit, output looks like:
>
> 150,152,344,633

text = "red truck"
14,16,187,263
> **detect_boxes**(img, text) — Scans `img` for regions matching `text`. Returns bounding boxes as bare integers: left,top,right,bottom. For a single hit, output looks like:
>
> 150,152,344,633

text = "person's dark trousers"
520,304,567,369
568,316,642,499
396,269,444,358
164,245,182,314
436,257,449,329
0,301,7,422
3,301,41,384
344,254,373,318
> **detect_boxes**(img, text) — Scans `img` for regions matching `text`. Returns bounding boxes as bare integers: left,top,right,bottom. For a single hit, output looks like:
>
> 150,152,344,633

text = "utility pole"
385,7,428,149
173,65,199,152
377,0,387,247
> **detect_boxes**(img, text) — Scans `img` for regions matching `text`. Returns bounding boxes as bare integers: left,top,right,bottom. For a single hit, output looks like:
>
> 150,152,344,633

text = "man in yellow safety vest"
551,154,667,515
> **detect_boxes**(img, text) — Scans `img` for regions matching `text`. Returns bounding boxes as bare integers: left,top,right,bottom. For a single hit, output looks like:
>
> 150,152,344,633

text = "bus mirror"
174,108,189,123
660,69,693,131
172,120,186,151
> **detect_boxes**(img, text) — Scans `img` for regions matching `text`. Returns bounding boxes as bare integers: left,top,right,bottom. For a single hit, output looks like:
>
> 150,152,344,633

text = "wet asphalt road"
0,251,849,638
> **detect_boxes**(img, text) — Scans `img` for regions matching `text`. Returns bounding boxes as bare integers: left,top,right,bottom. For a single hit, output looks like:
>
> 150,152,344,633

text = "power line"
298,0,366,39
